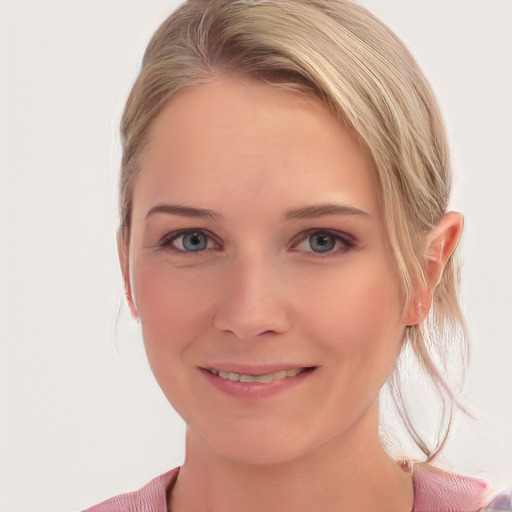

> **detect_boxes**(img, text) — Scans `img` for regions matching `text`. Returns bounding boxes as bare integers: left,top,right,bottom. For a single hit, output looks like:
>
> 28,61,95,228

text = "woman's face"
124,77,409,464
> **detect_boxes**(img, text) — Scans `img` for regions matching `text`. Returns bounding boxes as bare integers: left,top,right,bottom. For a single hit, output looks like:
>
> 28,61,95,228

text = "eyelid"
289,228,357,255
156,229,222,253
154,227,356,255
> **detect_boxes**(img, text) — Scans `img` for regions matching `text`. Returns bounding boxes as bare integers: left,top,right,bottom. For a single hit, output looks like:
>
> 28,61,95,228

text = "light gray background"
1,1,511,511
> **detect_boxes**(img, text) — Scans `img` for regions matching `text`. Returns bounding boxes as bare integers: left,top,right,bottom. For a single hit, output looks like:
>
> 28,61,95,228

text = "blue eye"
158,230,215,253
176,231,208,252
291,229,356,255
308,232,337,253
181,232,208,251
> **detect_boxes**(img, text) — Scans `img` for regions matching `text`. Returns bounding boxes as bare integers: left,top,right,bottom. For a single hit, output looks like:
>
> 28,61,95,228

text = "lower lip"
200,368,316,400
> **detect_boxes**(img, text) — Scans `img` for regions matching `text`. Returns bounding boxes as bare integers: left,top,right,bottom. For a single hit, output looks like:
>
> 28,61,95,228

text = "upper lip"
201,364,316,375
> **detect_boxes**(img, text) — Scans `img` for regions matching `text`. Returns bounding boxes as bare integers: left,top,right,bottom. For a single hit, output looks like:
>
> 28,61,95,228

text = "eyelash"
157,229,222,254
156,228,357,257
290,229,357,257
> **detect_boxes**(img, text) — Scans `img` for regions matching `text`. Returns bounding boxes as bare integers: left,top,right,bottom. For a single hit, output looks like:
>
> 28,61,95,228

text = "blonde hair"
120,0,468,461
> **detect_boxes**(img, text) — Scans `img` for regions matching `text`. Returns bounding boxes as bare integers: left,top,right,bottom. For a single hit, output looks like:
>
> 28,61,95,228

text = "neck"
169,405,414,512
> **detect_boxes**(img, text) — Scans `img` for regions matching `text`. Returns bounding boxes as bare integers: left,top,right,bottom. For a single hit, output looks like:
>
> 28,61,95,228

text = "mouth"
205,367,315,383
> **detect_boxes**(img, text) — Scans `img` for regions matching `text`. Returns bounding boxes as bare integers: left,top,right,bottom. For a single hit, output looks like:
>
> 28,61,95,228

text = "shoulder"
482,490,512,512
412,464,512,512
412,463,487,512
81,467,180,512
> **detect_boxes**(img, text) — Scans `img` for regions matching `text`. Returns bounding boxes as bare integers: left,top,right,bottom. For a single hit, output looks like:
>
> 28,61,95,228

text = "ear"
117,231,138,318
403,212,464,326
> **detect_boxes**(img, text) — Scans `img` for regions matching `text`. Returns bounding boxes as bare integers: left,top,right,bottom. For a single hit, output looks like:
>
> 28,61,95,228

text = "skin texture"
119,77,463,512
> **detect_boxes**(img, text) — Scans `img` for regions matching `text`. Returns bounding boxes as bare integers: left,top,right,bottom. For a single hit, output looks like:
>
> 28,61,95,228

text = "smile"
207,367,309,383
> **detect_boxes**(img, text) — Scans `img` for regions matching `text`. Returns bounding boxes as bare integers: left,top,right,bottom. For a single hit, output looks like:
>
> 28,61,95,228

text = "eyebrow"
146,204,222,221
284,203,370,219
146,202,369,221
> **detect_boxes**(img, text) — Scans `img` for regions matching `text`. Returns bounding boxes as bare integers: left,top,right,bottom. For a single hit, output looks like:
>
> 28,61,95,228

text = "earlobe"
403,212,464,326
117,231,139,319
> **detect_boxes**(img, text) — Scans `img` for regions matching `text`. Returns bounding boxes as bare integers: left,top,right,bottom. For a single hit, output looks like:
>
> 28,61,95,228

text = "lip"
199,365,317,400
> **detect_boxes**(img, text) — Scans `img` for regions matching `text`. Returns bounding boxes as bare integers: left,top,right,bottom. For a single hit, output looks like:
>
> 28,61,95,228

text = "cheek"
301,266,405,416
301,262,404,357
132,260,213,357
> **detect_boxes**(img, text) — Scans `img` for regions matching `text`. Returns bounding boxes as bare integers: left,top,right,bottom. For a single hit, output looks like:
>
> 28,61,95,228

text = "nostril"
212,296,291,339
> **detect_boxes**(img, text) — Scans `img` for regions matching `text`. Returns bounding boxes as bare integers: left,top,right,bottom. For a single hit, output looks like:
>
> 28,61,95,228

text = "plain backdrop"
1,1,511,511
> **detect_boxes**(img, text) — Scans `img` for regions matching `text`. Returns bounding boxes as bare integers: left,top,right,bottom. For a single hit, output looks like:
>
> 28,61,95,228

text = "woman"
84,0,510,510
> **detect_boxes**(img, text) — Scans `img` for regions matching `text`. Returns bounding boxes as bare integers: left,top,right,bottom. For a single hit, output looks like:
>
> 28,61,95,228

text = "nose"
213,255,291,340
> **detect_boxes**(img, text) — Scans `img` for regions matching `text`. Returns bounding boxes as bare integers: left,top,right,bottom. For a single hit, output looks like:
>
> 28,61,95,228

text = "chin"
197,424,328,467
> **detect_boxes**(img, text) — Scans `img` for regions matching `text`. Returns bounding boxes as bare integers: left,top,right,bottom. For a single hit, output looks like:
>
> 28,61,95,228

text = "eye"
309,232,337,253
158,230,217,253
291,230,356,255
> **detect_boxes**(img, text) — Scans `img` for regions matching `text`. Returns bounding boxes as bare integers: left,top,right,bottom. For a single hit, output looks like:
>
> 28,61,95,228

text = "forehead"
134,77,378,218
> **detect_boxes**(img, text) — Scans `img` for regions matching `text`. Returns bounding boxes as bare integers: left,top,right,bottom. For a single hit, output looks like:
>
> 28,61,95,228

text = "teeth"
209,368,305,383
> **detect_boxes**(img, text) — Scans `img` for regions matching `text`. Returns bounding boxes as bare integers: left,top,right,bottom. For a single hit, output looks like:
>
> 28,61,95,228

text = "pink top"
82,465,511,512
